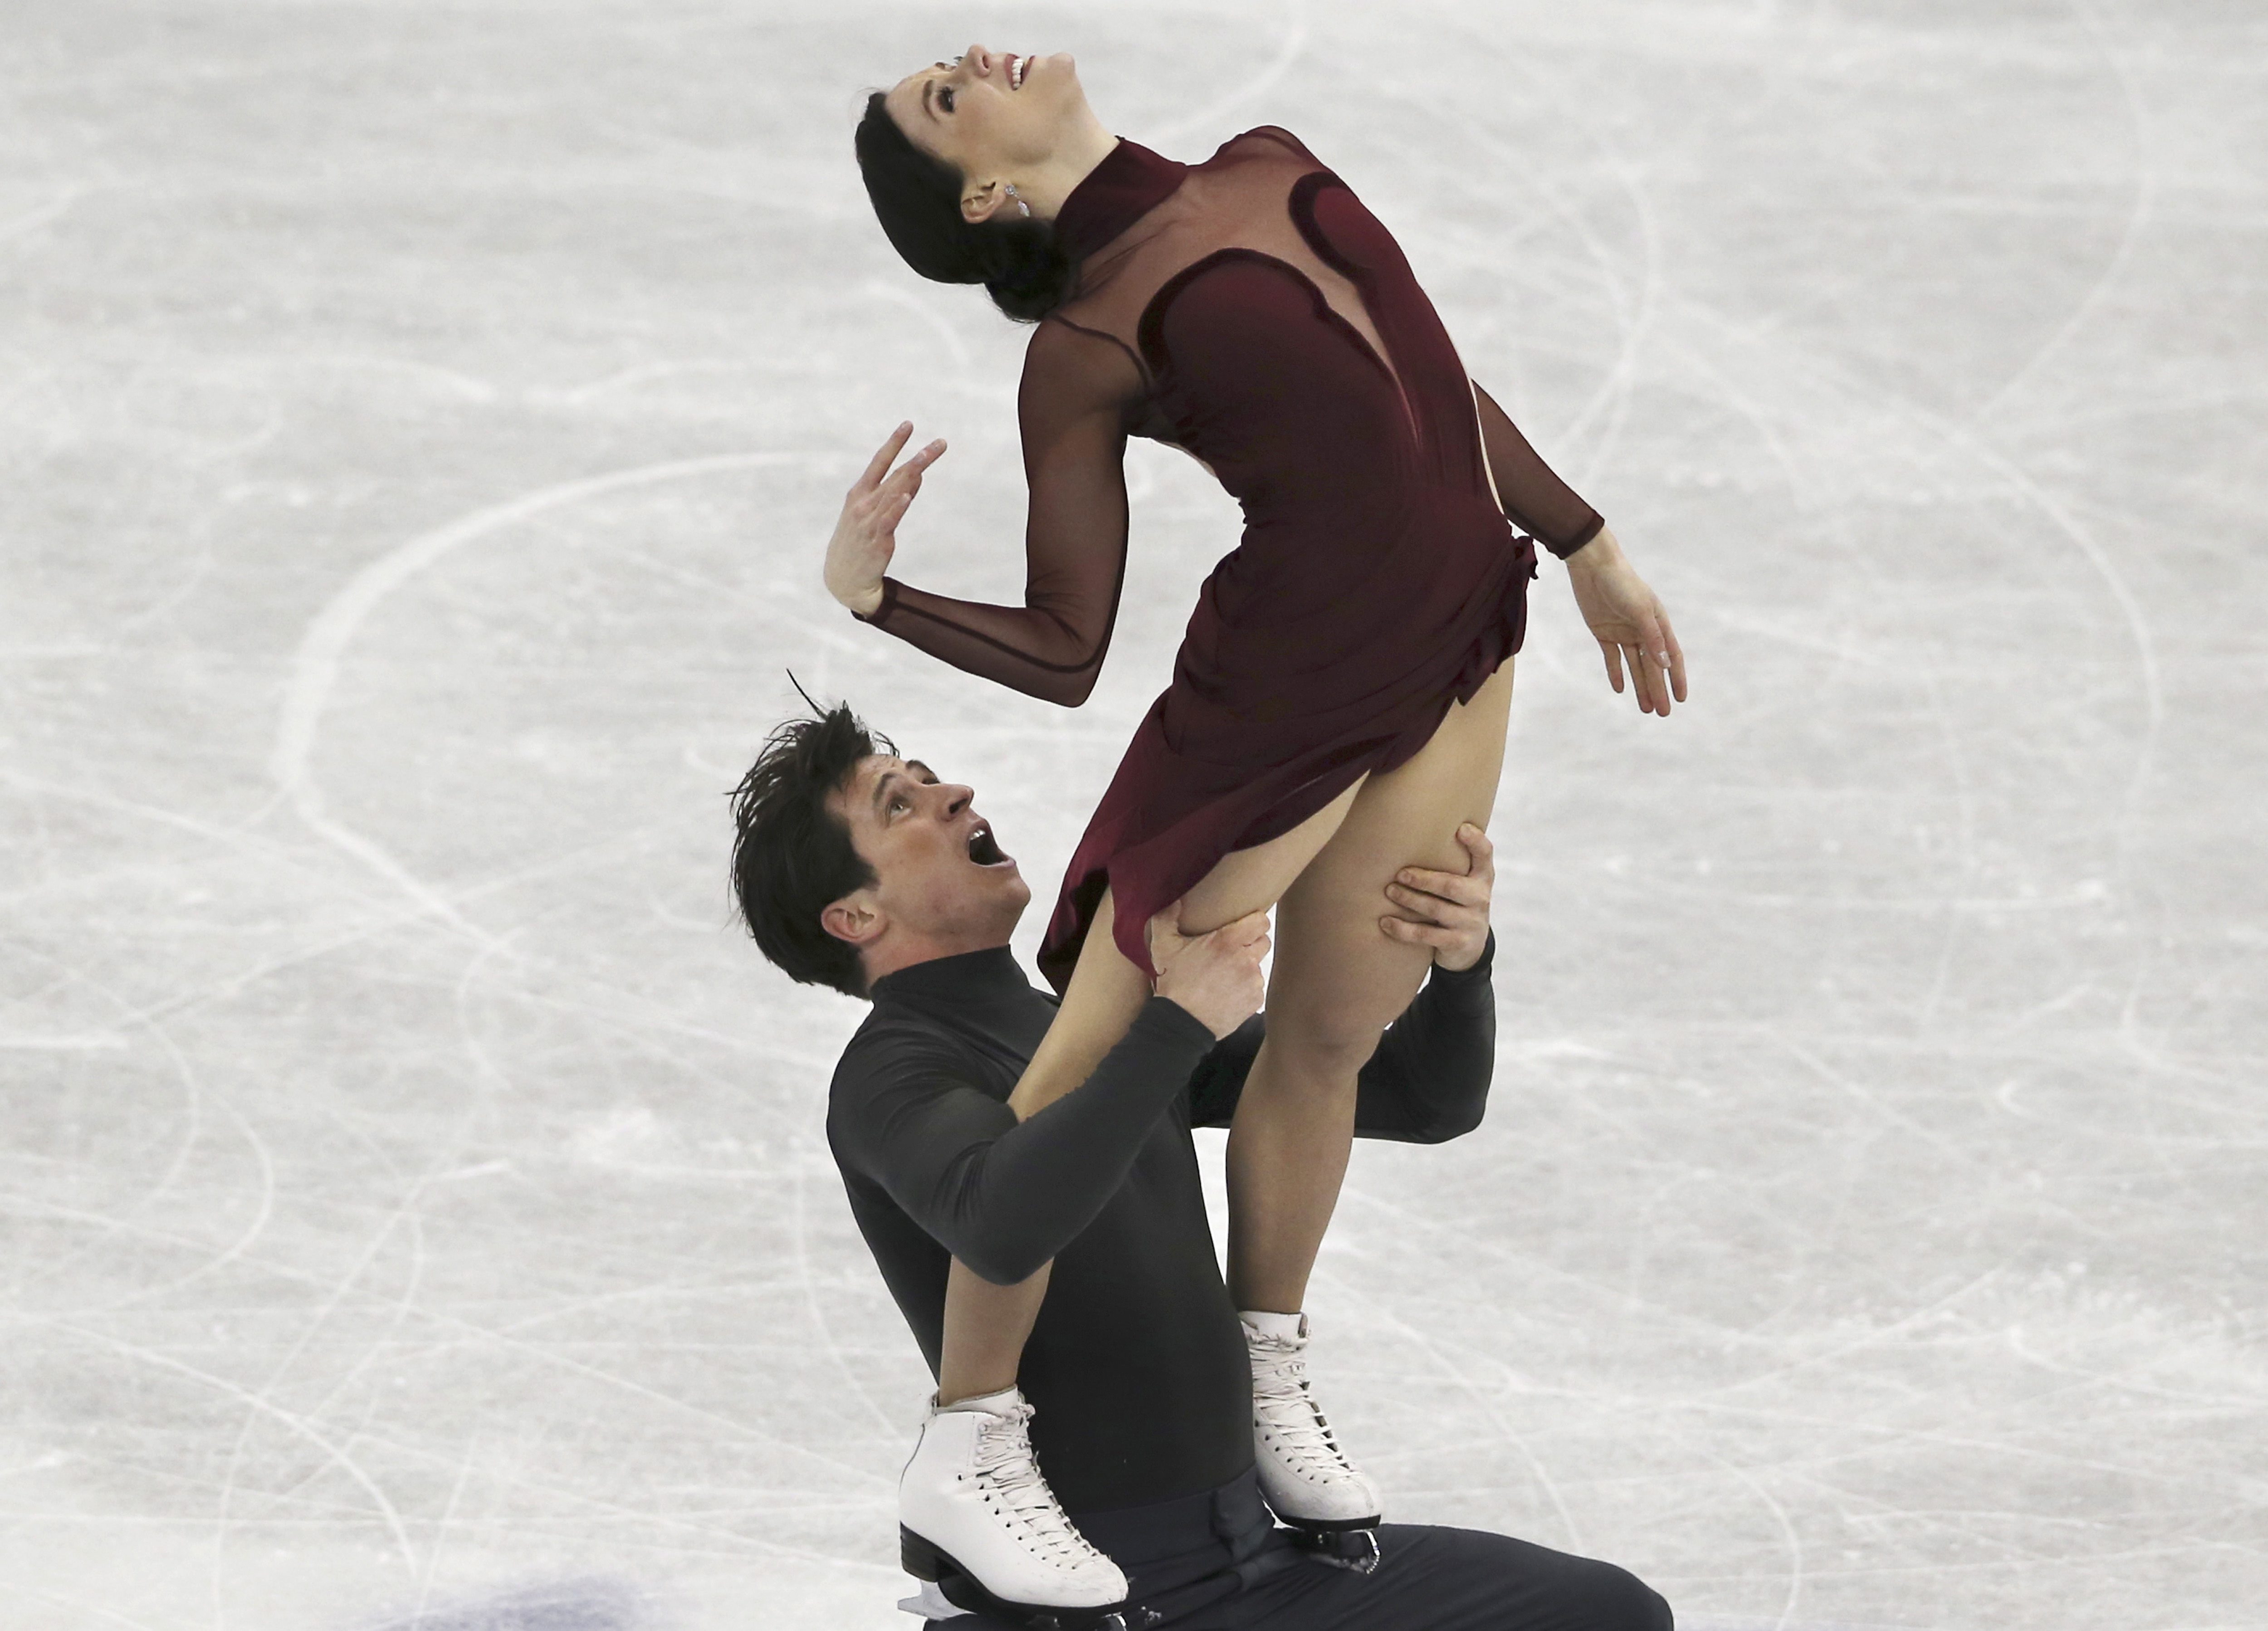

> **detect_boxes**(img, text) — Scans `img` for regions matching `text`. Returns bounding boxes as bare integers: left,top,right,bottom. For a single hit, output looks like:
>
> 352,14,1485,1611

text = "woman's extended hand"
825,422,947,617
1566,527,1687,716
1381,823,1494,971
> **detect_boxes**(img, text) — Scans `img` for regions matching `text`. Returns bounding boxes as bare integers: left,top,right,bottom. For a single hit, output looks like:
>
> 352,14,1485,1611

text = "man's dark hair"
854,91,1077,323
729,702,893,998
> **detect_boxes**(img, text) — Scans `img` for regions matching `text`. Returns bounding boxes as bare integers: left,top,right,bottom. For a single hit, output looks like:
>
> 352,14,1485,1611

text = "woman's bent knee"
1256,1023,1382,1086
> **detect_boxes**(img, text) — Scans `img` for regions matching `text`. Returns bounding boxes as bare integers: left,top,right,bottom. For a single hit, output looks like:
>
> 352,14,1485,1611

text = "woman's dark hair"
855,90,1076,323
728,701,893,998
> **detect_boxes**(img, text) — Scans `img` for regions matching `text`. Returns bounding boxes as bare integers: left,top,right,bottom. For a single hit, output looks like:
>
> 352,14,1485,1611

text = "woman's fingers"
880,439,946,502
1621,644,1653,713
1660,610,1689,703
1601,637,1627,694
845,439,946,562
905,438,948,480
848,426,942,539
1624,591,1687,711
1635,605,1669,672
1634,605,1677,716
855,422,914,495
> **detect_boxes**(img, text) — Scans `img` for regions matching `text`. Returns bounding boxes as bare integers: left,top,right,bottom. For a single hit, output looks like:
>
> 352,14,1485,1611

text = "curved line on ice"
268,450,815,929
1148,0,1310,147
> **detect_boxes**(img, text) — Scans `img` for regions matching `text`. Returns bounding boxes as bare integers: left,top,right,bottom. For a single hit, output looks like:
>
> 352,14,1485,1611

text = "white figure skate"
898,1387,1138,1630
1243,1311,1383,1548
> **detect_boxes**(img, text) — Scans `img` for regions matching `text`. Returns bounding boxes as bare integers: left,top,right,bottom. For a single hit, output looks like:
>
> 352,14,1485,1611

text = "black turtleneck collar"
869,943,1037,1010
1052,138,1189,264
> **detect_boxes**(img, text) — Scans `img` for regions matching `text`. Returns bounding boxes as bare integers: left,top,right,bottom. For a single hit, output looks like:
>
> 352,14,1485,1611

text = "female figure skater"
829,43,1684,1626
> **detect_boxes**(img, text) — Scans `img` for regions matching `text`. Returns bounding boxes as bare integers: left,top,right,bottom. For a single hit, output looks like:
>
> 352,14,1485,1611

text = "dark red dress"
859,129,1603,990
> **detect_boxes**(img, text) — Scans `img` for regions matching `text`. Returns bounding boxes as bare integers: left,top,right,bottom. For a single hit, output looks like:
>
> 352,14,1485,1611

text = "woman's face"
884,44,1090,217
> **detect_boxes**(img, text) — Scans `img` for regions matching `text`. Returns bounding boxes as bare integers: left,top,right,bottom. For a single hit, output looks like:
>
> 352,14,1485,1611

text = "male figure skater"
730,702,1672,1631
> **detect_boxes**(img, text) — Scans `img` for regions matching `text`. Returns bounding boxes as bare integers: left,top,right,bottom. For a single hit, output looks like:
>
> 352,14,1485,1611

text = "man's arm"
1345,933,1496,1141
832,905,1271,1284
831,999,1217,1285
1187,825,1499,1143
1186,938,1496,1143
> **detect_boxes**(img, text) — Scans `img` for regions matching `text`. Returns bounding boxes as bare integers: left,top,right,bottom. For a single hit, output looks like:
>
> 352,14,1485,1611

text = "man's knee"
1575,1557,1674,1631
1372,1525,1672,1631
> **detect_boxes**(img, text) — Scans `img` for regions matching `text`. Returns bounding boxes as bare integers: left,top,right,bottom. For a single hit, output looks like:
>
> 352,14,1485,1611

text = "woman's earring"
1005,182,1031,219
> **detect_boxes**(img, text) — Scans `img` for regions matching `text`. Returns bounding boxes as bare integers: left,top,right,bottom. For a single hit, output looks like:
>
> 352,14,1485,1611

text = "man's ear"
960,179,1009,225
821,892,885,949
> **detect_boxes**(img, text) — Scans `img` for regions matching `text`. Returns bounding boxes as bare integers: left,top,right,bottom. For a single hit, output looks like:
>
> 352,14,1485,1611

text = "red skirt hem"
1036,533,1537,992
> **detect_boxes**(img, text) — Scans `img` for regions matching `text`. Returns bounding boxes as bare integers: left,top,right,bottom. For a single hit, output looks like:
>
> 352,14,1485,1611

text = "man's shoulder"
824,1001,1002,1177
835,1001,948,1070
828,1003,981,1108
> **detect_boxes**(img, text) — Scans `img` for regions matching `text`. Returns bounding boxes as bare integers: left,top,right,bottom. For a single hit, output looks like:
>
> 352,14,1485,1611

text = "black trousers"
929,1472,1672,1631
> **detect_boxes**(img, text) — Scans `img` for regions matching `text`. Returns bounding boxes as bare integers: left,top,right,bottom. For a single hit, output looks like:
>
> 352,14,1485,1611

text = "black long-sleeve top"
826,934,1496,1514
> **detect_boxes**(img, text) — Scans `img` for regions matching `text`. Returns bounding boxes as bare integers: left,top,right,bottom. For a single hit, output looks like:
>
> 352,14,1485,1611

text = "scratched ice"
1,3,2262,1628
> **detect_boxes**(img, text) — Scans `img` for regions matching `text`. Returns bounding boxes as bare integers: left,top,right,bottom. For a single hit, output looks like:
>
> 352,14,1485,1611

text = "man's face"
827,754,1030,953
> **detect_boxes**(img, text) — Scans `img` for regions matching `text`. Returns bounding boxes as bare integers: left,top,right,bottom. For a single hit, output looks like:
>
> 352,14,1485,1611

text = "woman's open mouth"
967,823,1014,868
1009,53,1030,89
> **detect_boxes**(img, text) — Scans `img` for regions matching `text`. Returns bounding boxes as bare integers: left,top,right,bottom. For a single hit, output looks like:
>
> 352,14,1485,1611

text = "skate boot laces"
971,1401,1111,1572
1249,1331,1357,1480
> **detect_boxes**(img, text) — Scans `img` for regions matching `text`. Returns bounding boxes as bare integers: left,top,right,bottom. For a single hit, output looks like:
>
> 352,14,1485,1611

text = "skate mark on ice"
1334,1276,1587,1548
1149,0,1310,148
208,1074,473,1604
366,1575,647,1631
21,1313,422,1577
793,1145,904,1437
859,279,974,372
405,1434,486,1631
268,452,820,945
1969,7,2154,424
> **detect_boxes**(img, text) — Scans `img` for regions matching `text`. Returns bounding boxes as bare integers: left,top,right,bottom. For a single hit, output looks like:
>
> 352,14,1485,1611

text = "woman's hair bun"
855,91,1076,324
971,217,1078,322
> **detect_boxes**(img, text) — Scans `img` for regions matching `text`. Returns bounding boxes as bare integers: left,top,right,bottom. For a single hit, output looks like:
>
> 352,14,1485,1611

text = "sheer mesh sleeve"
1473,380,1604,559
858,318,1145,708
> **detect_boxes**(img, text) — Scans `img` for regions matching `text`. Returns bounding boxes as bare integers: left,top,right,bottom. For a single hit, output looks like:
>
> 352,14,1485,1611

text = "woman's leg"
1226,663,1514,1312
938,1259,1048,1403
937,780,1367,1403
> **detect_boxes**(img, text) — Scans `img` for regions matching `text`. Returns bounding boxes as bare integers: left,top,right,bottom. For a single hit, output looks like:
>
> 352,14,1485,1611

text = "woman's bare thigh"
1176,774,1366,936
1009,777,1363,1118
1268,662,1515,1048
1014,663,1510,1115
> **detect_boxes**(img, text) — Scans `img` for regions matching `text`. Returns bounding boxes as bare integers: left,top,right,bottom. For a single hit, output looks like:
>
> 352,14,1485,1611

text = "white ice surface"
2,2,2263,1628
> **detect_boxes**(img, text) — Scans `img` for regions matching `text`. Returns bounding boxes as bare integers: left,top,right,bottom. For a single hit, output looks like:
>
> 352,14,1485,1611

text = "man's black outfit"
829,938,1671,1630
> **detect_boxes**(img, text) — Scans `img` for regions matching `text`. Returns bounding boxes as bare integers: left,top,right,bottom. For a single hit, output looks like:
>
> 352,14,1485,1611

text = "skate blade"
1271,1509,1382,1534
896,1580,965,1619
1290,1525,1382,1575
898,1526,1150,1631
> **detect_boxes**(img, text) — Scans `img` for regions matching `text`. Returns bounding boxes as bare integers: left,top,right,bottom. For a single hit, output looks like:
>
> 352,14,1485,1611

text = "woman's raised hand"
825,422,947,617
1566,527,1688,716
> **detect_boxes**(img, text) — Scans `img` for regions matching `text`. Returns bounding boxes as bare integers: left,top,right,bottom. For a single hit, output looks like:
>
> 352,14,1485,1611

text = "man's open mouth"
967,823,1012,867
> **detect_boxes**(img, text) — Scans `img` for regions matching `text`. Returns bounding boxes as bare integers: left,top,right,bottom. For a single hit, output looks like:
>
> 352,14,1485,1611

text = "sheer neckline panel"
1135,246,1422,452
